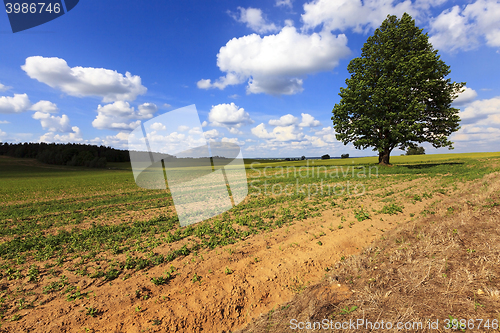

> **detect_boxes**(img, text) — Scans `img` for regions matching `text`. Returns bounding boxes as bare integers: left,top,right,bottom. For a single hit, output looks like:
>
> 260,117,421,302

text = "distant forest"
0,142,130,168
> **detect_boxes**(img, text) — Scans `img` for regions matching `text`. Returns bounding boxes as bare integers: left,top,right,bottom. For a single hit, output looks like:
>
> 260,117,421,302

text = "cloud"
276,0,293,8
0,93,31,114
40,126,83,143
269,114,299,126
459,96,500,125
0,129,6,138
177,125,190,132
428,6,478,52
298,113,321,127
208,103,253,129
92,101,158,131
32,111,72,132
201,121,208,127
22,56,147,102
92,131,132,149
29,100,59,113
150,122,166,131
203,129,221,140
221,137,245,146
453,86,478,106
314,126,337,142
230,7,279,34
198,26,350,95
251,123,275,139
229,127,243,135
228,94,239,99
0,83,11,91
0,120,10,124
429,0,500,52
301,0,418,33
251,123,304,141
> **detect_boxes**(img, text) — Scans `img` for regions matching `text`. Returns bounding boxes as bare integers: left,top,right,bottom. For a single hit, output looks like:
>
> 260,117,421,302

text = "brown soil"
237,172,500,333
2,173,499,333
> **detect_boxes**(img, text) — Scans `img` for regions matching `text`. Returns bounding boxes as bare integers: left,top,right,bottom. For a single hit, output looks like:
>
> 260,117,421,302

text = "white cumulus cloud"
29,100,59,113
0,93,31,114
453,86,478,106
298,113,321,127
230,7,279,34
32,112,71,132
203,129,221,140
40,126,83,143
459,96,500,125
251,123,304,141
92,101,158,131
429,0,500,52
22,56,147,103
301,0,418,33
198,26,350,95
208,103,253,129
269,114,299,126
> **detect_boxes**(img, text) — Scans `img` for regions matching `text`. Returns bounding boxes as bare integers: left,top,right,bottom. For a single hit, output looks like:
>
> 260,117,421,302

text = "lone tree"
332,13,464,165
406,145,425,155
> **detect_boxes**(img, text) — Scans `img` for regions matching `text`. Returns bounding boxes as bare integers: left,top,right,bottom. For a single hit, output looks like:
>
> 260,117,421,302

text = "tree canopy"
332,13,464,165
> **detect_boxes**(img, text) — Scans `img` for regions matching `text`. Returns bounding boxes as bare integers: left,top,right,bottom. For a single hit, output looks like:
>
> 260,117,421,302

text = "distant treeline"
0,142,130,168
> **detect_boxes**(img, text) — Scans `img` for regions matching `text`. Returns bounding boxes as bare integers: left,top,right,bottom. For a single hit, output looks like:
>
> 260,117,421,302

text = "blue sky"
1,0,499,158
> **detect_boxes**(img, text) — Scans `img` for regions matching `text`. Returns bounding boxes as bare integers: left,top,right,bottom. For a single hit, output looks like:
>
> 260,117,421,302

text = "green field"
1,152,500,326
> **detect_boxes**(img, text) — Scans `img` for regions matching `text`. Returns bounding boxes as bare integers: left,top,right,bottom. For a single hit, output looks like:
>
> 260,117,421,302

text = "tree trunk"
378,148,391,165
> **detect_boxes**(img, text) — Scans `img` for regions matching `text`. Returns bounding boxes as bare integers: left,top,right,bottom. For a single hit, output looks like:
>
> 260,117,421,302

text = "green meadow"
0,152,499,323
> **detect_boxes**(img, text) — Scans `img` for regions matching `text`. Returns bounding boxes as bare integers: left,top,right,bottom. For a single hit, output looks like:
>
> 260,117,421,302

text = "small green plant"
224,267,233,275
354,207,370,221
27,264,40,282
151,265,176,286
380,203,404,215
135,305,142,312
104,268,121,281
66,288,88,301
474,292,484,311
191,273,201,283
445,315,466,331
10,314,21,321
339,305,358,315
86,307,99,317
317,241,323,246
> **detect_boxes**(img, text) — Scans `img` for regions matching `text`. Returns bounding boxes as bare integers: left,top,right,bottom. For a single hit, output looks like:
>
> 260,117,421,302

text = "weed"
380,203,404,215
151,265,176,286
339,305,358,315
86,307,99,317
191,273,201,284
354,207,370,221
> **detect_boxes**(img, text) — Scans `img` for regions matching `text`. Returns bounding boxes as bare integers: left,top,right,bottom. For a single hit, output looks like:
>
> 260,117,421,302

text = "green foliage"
86,307,99,317
380,203,404,215
354,207,371,221
191,273,201,283
321,154,330,160
341,154,349,159
406,146,425,155
332,13,464,165
151,266,176,286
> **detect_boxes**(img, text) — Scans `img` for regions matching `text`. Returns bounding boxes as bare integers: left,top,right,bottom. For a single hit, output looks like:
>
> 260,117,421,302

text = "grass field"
1,152,500,332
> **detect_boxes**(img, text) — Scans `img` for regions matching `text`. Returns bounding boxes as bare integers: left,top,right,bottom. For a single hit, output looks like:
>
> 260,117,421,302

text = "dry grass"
237,173,500,333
